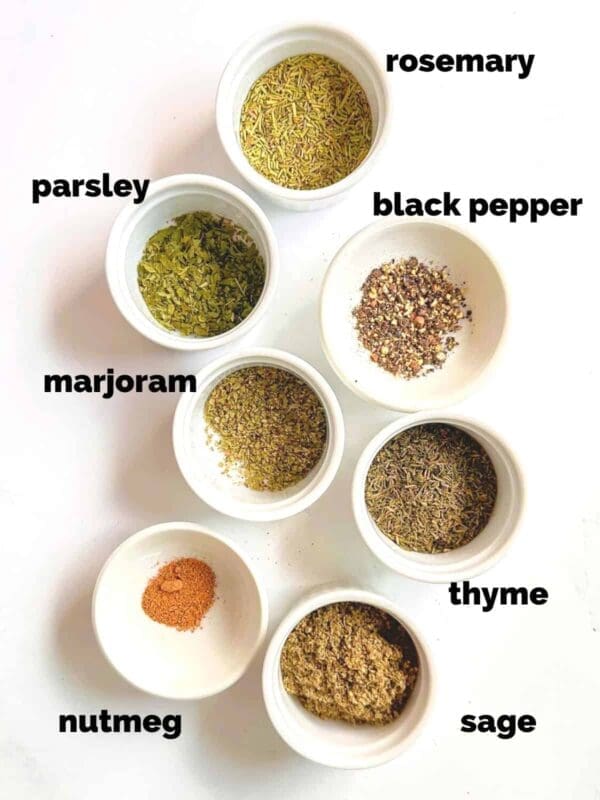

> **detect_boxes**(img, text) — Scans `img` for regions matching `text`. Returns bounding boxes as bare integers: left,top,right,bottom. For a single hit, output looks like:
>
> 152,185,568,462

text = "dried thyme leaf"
281,602,419,726
204,366,327,492
137,211,265,337
240,53,373,190
365,423,498,553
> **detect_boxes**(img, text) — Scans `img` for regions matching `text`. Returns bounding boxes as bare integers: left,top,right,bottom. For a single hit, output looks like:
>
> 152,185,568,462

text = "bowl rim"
105,173,279,351
172,347,345,522
91,520,269,699
319,218,510,411
262,584,435,769
215,21,391,204
352,411,526,583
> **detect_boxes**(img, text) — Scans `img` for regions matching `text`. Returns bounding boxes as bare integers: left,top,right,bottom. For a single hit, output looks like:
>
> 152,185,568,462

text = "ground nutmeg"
141,557,216,632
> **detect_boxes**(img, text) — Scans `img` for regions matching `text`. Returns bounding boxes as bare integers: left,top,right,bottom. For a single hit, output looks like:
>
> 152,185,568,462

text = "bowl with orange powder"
93,522,268,699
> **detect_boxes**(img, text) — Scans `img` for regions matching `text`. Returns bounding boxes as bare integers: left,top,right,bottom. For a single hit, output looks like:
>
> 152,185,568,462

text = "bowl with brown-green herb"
262,586,434,768
353,413,525,583
216,23,390,211
173,348,344,521
106,174,278,349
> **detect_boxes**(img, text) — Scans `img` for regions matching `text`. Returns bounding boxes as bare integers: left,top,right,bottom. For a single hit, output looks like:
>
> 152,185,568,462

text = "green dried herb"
281,602,419,726
240,53,373,190
204,366,327,491
365,424,498,553
137,211,265,337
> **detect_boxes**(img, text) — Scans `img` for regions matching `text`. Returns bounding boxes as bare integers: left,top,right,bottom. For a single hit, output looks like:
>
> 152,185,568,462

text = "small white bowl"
320,220,508,411
262,585,435,769
105,174,278,350
353,413,525,583
216,23,390,211
92,522,268,699
173,348,344,522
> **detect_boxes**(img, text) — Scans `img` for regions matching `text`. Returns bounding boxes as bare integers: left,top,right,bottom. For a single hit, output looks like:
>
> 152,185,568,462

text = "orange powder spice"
141,557,216,631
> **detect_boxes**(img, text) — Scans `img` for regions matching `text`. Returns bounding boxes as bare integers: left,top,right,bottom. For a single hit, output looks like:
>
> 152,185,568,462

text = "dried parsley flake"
137,211,265,337
240,53,373,190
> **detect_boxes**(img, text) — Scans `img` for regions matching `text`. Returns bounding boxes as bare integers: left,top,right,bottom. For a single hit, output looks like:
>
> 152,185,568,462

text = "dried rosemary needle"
204,366,327,491
137,211,265,337
365,424,497,553
281,602,419,725
240,53,373,190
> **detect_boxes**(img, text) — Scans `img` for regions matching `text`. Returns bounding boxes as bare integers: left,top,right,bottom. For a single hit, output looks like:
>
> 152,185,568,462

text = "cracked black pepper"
353,256,471,378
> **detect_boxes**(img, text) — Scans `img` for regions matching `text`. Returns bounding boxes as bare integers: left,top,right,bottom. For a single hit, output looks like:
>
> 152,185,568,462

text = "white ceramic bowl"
353,413,525,583
93,522,268,699
173,348,344,521
216,23,390,211
105,174,278,350
321,220,508,411
262,585,434,769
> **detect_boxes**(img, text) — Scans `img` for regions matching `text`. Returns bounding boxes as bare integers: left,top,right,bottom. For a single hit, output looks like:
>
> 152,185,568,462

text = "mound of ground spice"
141,557,216,632
280,602,419,726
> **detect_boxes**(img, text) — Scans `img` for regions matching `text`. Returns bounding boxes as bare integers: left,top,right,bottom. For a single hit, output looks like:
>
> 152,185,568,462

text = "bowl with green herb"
353,413,525,583
106,174,278,349
216,23,390,211
173,348,344,521
262,586,434,768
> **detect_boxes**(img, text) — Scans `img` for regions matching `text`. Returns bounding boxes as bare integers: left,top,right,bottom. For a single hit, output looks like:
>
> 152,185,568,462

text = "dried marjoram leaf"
365,424,497,554
137,211,265,337
240,54,373,190
204,366,327,492
281,602,419,726
353,256,471,379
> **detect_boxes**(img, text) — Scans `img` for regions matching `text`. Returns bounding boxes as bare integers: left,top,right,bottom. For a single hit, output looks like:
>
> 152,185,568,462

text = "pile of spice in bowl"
239,53,373,191
137,211,265,338
353,256,472,379
106,175,278,350
320,220,508,411
141,557,216,632
365,423,498,554
93,523,268,700
353,413,524,582
204,365,327,492
280,601,419,725
217,24,389,209
262,587,434,768
173,349,344,521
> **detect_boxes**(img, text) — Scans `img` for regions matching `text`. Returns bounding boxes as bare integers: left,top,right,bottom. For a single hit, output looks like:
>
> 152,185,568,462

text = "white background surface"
2,1,599,797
